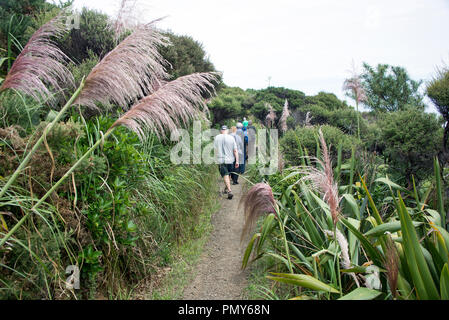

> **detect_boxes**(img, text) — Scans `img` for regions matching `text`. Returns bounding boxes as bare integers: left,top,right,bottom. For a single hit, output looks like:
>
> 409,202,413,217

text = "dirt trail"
182,182,249,300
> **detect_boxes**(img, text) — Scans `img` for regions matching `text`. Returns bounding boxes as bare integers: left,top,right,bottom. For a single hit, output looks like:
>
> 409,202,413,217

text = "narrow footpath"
182,182,249,300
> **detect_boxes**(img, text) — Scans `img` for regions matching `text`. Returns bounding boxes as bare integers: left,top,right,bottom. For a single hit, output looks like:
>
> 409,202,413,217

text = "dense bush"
378,108,443,184
159,32,216,79
0,113,217,299
280,125,360,166
59,8,116,63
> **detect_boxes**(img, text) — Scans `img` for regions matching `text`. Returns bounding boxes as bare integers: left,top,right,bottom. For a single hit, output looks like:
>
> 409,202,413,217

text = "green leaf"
375,177,405,190
267,272,339,293
434,158,445,228
360,175,383,225
257,214,276,255
342,194,360,219
397,192,440,300
426,209,441,226
337,287,382,300
340,217,383,267
364,220,423,237
126,220,137,233
242,233,260,269
440,264,449,300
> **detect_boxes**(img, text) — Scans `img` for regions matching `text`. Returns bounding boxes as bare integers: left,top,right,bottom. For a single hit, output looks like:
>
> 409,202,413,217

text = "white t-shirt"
214,133,237,164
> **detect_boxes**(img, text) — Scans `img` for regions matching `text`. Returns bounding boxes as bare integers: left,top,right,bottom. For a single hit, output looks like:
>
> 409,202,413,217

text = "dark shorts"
218,163,233,177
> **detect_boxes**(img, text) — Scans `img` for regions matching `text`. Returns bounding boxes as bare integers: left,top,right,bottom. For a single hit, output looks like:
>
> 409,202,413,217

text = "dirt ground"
182,182,250,300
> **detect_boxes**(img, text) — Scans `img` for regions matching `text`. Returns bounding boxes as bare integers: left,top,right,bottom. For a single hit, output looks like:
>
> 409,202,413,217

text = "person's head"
248,120,252,126
220,125,228,134
231,126,237,133
236,122,243,129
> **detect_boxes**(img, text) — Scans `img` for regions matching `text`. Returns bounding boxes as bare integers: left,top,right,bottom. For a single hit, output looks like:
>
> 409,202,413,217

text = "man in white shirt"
230,126,244,185
214,125,239,199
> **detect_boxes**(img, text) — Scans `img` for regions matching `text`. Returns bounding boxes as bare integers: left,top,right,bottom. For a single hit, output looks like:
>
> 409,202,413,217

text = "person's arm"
234,148,239,168
233,140,239,168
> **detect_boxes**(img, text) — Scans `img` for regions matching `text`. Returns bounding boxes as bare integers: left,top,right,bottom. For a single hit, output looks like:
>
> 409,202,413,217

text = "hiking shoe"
227,192,234,200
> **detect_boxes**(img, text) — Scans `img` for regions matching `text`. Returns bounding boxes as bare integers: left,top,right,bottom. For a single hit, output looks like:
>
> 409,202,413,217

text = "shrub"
280,125,360,166
291,104,367,136
379,108,442,184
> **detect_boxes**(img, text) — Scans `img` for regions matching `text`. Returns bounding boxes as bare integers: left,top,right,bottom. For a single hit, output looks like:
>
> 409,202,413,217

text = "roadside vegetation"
1,0,448,301
0,1,219,299
238,62,449,300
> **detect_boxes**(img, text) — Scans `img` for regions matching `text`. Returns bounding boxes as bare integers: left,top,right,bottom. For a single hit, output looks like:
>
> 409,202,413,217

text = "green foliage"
280,125,360,166
0,90,44,130
243,141,449,300
361,63,425,112
0,113,218,299
305,91,348,111
59,8,115,63
208,86,249,125
291,104,367,136
160,32,215,79
0,0,59,59
427,67,449,153
378,108,442,183
427,68,449,120
248,87,306,122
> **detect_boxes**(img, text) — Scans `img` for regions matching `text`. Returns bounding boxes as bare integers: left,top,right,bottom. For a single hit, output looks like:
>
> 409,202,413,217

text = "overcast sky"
68,0,449,112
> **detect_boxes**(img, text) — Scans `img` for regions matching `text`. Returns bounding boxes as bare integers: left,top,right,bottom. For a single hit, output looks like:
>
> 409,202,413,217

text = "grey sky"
70,0,449,112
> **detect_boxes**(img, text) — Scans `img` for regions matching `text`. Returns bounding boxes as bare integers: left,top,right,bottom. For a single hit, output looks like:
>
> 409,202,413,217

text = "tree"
58,8,116,63
361,63,424,112
159,32,215,79
427,67,449,154
305,91,348,111
207,86,249,125
247,87,306,122
379,108,442,184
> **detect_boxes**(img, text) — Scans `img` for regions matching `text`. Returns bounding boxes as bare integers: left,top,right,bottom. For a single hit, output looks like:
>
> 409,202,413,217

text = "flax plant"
242,128,449,299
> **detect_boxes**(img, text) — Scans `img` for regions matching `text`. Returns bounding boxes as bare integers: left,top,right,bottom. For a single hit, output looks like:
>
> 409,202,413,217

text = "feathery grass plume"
298,128,341,225
110,72,219,140
343,61,367,105
343,61,366,139
240,183,277,241
304,111,313,127
0,10,74,103
265,102,276,128
75,20,171,111
384,234,399,298
111,0,139,44
324,228,360,287
279,99,290,133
